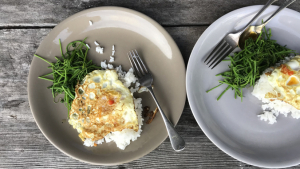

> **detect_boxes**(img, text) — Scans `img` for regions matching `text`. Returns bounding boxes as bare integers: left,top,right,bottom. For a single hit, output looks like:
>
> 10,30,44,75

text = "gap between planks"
0,24,209,30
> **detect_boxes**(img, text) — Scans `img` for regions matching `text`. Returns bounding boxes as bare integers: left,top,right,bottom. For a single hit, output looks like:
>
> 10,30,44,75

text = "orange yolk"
287,76,299,86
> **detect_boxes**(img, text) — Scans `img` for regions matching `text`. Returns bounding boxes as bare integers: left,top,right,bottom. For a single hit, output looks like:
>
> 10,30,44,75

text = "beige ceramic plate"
28,7,186,165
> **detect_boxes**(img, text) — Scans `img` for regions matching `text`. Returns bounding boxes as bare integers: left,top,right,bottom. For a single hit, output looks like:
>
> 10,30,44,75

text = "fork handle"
147,87,185,151
255,0,296,34
262,0,295,26
240,0,278,33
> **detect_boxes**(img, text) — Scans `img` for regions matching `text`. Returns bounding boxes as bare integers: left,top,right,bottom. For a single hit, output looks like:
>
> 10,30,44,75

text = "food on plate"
35,39,146,149
142,106,158,124
94,41,100,46
94,40,104,54
142,106,150,117
78,62,144,149
253,56,300,124
34,39,101,115
68,67,144,149
146,108,158,124
112,45,115,56
138,86,149,93
109,56,115,63
207,28,294,101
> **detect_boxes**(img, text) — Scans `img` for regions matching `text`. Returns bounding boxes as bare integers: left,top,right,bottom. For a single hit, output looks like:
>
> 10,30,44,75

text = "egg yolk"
287,76,299,86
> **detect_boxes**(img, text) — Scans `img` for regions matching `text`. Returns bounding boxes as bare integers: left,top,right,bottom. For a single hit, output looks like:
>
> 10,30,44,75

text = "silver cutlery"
239,0,296,49
128,50,185,152
204,0,278,69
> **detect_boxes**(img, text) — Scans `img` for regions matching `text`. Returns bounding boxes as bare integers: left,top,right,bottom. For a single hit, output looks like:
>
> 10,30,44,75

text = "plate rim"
186,5,300,168
28,6,186,165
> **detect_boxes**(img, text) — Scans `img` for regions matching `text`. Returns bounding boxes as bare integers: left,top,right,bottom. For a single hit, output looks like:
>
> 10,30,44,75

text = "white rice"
100,60,107,69
138,86,149,93
107,63,113,69
123,68,138,88
104,97,143,150
109,56,115,63
130,82,140,93
83,61,143,149
94,41,100,46
112,45,115,56
96,46,104,54
83,138,95,147
252,56,300,124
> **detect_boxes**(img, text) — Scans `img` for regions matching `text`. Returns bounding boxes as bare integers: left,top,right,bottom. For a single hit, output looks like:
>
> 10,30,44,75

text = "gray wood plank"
1,0,300,27
0,27,264,169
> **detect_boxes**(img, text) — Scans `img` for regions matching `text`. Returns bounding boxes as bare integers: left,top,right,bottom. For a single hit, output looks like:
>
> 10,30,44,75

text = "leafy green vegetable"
207,27,296,101
34,38,101,117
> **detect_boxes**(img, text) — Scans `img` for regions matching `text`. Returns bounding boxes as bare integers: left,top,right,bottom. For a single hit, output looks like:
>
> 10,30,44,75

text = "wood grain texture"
0,28,265,169
1,0,300,27
2,0,300,167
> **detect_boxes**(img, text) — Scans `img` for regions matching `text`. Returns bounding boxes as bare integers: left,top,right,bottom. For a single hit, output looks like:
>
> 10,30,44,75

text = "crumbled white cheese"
85,44,90,49
109,56,115,63
94,41,100,46
89,20,93,26
96,46,104,54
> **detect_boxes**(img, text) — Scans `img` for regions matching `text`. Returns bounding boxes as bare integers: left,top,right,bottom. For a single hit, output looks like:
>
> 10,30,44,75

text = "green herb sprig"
34,38,101,116
207,28,295,101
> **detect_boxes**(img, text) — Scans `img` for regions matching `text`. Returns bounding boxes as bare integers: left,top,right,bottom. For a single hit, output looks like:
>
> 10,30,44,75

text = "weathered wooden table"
2,0,300,168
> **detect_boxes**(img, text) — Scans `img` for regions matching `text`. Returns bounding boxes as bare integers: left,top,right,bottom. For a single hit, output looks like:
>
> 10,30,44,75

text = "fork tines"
204,40,233,69
128,50,149,77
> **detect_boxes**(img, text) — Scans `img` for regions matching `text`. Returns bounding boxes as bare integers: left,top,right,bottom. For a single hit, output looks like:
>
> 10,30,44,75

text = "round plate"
28,7,186,165
187,5,300,168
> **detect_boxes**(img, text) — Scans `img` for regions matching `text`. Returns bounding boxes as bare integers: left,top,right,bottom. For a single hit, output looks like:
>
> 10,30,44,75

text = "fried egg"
265,55,300,109
68,69,139,141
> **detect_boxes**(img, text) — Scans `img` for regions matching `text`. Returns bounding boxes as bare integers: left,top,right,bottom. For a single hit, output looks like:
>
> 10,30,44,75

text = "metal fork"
204,0,278,69
128,50,185,152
